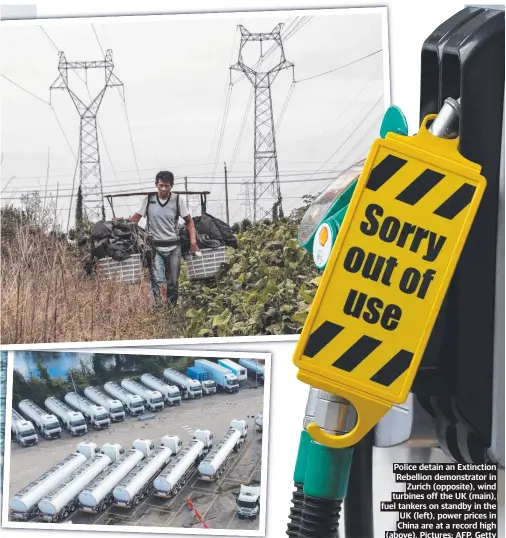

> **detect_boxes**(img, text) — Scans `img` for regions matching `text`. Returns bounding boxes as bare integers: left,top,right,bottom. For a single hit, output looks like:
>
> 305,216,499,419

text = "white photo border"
2,348,272,536
0,4,391,350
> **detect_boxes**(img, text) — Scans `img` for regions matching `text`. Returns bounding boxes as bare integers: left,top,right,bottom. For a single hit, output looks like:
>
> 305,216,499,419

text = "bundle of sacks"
77,214,238,274
178,213,238,254
77,219,154,274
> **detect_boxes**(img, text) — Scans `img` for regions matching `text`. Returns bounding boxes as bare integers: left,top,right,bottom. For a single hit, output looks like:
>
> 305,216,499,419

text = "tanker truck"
198,420,248,481
9,442,99,520
140,374,181,406
18,399,62,440
84,386,126,422
64,392,110,430
153,430,213,498
38,446,117,522
45,397,87,436
193,359,240,393
255,413,263,433
163,368,202,399
104,381,145,416
236,484,261,520
79,439,155,513
11,409,38,447
121,378,164,412
112,436,182,508
239,358,264,381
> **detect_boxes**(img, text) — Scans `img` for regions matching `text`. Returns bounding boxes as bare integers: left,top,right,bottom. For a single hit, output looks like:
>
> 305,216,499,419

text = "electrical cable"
1,74,51,105
228,88,254,174
275,82,296,133
289,95,383,198
296,49,382,83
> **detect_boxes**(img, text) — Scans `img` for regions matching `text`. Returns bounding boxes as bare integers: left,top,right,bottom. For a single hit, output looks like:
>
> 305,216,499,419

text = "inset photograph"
2,349,269,535
1,8,389,344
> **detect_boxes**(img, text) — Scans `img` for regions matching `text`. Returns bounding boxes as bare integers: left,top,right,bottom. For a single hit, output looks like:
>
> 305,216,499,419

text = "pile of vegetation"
11,353,214,408
178,211,321,337
2,190,321,343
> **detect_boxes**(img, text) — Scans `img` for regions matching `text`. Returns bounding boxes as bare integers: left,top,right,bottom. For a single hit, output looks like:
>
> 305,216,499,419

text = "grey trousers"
148,246,182,306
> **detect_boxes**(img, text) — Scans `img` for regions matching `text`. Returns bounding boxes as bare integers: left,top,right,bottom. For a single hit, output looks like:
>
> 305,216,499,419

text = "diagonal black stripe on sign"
303,321,344,358
332,335,382,372
395,169,445,205
366,154,407,192
433,183,476,220
370,349,414,387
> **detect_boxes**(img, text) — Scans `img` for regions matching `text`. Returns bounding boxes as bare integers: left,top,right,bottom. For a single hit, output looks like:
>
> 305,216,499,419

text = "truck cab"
12,418,38,447
224,374,240,393
144,390,164,412
89,406,111,430
160,435,182,455
108,400,126,422
67,411,87,436
231,419,248,439
201,380,217,395
193,429,214,453
132,438,155,457
188,381,203,399
126,395,145,416
77,441,100,460
255,414,263,433
236,485,261,519
100,442,125,463
165,386,182,405
40,414,62,439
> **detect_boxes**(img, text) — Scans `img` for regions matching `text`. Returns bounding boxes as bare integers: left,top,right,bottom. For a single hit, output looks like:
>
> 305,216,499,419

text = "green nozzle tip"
303,442,354,501
380,105,408,138
293,429,312,484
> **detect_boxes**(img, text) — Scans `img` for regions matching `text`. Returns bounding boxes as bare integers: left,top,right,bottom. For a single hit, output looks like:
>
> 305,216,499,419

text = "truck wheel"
62,509,69,519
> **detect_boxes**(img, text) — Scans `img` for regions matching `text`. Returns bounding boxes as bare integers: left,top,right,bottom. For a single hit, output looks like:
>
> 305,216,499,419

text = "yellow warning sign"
293,115,486,448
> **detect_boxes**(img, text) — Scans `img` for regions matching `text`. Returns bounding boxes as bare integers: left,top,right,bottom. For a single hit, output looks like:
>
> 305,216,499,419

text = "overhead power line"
1,74,50,105
295,49,382,83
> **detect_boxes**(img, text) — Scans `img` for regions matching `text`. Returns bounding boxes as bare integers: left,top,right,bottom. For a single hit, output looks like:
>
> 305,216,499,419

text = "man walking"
128,170,199,307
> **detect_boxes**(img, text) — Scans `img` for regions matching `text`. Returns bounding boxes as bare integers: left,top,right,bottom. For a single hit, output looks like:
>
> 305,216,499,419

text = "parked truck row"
9,419,250,523
12,361,259,448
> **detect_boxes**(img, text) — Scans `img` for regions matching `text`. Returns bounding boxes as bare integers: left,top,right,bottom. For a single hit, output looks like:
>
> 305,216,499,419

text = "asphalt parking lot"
8,382,264,531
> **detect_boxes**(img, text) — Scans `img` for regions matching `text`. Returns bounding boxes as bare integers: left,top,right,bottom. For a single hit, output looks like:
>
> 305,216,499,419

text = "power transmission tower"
50,50,124,222
231,24,294,222
239,180,253,221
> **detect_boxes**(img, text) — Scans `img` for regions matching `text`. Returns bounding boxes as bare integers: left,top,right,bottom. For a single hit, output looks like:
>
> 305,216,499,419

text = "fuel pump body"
414,6,505,466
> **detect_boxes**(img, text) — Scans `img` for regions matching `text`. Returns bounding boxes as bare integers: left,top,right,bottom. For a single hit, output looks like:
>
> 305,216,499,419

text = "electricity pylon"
231,24,294,221
50,49,124,222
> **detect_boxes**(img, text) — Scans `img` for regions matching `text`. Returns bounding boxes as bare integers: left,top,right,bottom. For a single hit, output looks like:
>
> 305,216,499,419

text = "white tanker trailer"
153,430,213,498
38,453,112,522
112,436,181,508
198,420,248,481
79,440,154,513
140,374,181,406
9,442,99,520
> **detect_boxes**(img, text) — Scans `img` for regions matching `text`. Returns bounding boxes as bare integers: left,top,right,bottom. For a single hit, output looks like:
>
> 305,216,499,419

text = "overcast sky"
1,9,387,228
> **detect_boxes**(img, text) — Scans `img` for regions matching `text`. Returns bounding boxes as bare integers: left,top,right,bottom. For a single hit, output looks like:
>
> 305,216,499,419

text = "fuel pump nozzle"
428,97,461,139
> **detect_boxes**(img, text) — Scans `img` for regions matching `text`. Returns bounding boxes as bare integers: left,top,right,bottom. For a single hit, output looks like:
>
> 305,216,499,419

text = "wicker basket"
95,254,143,284
183,247,227,281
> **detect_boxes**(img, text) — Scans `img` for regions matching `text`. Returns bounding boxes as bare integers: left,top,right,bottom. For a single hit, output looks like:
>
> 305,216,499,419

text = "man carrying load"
128,170,199,307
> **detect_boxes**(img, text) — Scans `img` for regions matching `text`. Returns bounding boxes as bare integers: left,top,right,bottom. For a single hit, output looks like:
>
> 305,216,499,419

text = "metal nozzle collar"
313,390,357,435
303,387,320,429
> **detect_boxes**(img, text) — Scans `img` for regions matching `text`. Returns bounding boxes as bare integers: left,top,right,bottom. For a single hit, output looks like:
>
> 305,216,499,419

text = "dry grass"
1,204,189,344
